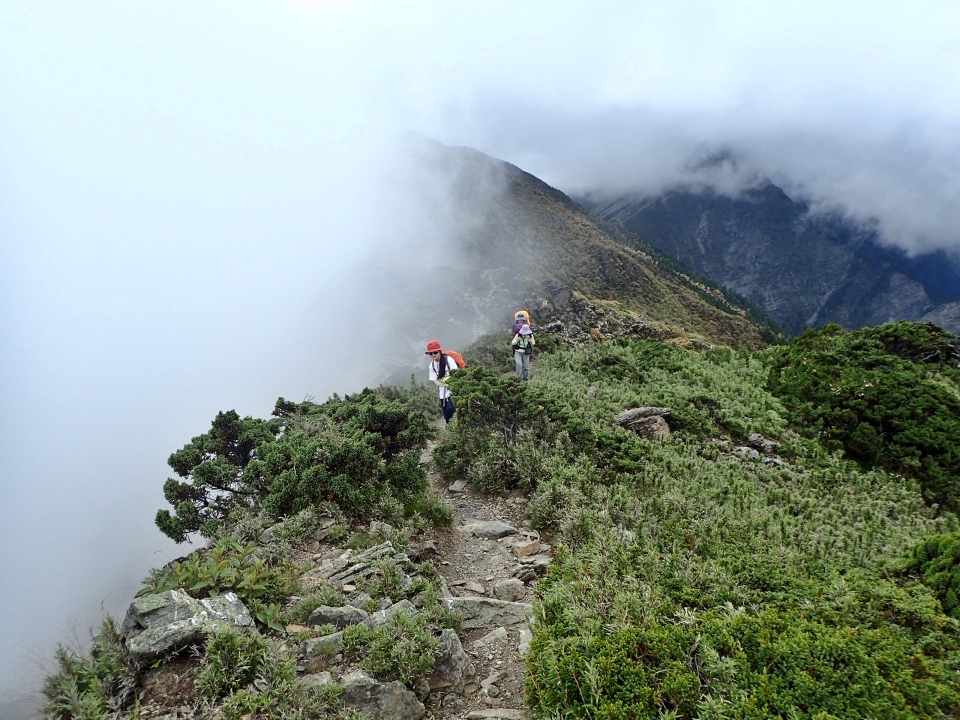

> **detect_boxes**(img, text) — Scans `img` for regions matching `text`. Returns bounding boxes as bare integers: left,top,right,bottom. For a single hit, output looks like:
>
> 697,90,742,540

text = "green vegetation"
50,318,960,719
768,321,960,511
197,630,345,720
156,391,439,542
907,533,960,619
138,538,303,632
435,325,960,718
42,618,133,720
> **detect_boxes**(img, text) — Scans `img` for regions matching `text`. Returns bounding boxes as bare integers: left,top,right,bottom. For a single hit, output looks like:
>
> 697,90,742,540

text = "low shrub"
197,630,344,720
42,618,134,720
766,322,960,511
343,613,439,690
907,532,960,618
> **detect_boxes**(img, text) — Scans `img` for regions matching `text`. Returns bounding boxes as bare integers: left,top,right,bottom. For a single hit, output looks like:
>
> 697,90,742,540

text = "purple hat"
519,324,533,336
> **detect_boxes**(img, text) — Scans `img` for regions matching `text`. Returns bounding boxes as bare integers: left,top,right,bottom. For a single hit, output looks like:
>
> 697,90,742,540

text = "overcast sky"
2,1,959,714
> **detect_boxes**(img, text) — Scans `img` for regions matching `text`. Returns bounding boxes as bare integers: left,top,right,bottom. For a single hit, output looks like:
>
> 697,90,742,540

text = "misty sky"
2,1,959,713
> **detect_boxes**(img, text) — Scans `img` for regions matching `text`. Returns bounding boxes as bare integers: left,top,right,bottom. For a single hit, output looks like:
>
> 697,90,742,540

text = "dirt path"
423,434,549,720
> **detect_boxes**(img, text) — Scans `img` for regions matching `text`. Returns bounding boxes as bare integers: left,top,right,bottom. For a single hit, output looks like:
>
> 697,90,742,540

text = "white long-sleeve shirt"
429,354,458,400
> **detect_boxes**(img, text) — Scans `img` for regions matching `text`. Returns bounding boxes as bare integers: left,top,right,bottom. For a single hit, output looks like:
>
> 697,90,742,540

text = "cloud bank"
2,1,959,714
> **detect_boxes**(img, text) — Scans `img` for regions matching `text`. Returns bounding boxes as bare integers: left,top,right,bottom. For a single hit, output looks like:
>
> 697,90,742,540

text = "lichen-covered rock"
307,605,369,629
341,669,425,720
120,590,255,660
428,629,469,693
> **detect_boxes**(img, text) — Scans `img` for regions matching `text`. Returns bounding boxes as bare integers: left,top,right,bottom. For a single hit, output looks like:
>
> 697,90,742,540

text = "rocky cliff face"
582,184,960,336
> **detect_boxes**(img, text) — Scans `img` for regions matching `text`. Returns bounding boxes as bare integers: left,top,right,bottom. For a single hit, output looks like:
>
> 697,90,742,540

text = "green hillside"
440,322,960,718
44,322,960,720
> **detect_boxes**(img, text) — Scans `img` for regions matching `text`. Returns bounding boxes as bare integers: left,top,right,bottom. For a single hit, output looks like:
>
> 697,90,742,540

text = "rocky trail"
120,429,550,720
291,434,550,720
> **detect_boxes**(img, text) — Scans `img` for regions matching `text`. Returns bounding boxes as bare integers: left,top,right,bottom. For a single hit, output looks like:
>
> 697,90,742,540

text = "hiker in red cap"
426,340,458,423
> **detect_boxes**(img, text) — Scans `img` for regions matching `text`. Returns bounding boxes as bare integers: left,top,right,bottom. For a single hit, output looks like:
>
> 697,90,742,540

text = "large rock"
615,407,671,439
307,605,369,629
120,590,255,660
449,598,532,629
428,629,470,693
341,669,425,720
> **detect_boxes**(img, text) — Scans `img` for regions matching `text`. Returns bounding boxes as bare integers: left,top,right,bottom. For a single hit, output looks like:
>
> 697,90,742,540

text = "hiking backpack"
437,351,467,380
445,351,467,369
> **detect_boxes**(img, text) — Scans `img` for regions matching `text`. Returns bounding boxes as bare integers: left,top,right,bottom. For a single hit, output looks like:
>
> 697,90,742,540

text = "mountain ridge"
580,182,960,335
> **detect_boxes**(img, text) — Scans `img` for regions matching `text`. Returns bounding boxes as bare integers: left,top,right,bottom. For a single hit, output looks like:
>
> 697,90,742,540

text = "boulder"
451,598,532,629
120,590,255,660
747,433,781,455
348,593,373,609
341,670,425,720
492,579,526,602
448,480,468,492
428,629,469,693
307,605,369,630
511,539,540,558
615,407,672,439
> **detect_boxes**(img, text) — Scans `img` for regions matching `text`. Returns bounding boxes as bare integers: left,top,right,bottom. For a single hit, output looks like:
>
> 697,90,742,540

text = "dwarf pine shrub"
766,321,960,511
156,391,436,542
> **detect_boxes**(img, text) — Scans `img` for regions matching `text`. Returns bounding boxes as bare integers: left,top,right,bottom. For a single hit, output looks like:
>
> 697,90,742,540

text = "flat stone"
470,521,519,539
307,605,368,630
285,624,311,635
492,579,525,602
511,540,540,558
480,672,502,689
120,590,256,661
300,671,334,688
348,593,373,609
342,669,425,720
466,710,523,720
462,582,486,595
449,480,468,492
471,626,508,649
451,598,532,629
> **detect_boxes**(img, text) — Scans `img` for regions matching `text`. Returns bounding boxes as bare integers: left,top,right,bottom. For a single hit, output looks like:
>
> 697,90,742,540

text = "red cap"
425,340,442,354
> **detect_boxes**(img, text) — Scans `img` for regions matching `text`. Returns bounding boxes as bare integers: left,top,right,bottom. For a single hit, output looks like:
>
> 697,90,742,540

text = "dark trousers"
441,397,456,423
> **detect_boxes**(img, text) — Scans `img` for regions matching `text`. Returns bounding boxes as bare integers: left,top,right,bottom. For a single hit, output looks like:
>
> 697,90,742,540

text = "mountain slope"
372,143,777,368
582,183,960,335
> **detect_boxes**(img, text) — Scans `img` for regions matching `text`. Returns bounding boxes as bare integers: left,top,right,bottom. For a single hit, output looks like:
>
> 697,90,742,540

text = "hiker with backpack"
511,323,535,380
425,340,464,423
512,310,530,336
